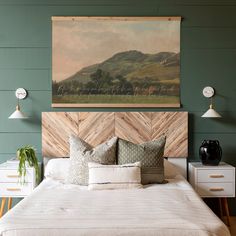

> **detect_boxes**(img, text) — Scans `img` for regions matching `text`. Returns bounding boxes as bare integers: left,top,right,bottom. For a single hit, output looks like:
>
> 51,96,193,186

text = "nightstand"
189,162,235,226
0,162,39,217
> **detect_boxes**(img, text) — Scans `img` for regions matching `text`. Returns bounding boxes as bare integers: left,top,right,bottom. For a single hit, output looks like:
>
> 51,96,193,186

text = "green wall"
0,0,236,215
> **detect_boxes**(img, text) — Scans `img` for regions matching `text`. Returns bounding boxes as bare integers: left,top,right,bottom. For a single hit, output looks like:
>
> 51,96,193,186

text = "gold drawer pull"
209,174,224,178
6,188,21,192
6,175,20,178
209,187,224,192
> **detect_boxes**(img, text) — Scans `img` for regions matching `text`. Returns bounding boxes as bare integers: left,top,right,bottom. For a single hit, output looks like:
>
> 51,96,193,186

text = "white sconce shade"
8,88,28,119
201,104,221,118
9,105,28,119
201,86,222,118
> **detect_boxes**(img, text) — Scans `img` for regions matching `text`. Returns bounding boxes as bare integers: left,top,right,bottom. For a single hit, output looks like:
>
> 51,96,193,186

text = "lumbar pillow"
117,136,166,184
88,162,142,190
66,135,117,185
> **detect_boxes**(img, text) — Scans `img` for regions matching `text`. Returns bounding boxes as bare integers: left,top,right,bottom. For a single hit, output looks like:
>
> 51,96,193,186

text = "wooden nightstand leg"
7,198,12,211
222,198,230,226
0,198,6,218
218,198,223,218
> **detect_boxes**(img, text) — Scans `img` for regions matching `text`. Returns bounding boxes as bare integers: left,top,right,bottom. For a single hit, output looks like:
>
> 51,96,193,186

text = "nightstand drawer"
0,182,33,197
197,182,235,197
197,169,234,183
0,169,33,183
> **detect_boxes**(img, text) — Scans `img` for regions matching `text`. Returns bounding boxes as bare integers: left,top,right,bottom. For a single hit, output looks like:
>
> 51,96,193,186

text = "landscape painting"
52,17,181,107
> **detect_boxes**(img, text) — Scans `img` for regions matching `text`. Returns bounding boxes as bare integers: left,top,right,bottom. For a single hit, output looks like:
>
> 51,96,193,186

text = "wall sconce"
9,88,28,119
201,86,221,118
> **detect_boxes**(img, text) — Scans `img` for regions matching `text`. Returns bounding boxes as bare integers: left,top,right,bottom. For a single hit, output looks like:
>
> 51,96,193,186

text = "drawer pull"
209,187,224,192
6,188,21,192
209,174,224,178
6,175,20,178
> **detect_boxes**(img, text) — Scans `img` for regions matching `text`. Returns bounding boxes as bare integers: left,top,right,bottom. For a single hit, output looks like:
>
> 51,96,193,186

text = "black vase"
199,140,222,165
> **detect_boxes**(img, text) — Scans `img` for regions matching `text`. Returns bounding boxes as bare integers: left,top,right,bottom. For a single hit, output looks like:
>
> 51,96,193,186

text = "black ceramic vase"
199,140,222,166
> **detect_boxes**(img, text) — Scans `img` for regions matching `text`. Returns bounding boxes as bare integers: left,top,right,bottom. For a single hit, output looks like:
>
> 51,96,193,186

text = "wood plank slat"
0,69,50,90
52,103,181,108
0,48,50,69
159,6,236,27
52,16,181,21
78,112,115,147
0,133,41,154
42,112,79,157
115,112,152,144
152,112,188,157
0,0,236,6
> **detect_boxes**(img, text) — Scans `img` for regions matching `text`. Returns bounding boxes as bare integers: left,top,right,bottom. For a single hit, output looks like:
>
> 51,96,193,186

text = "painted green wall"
0,0,236,215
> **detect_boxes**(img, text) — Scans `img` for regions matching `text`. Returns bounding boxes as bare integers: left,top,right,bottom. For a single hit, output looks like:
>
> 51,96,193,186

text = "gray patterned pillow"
66,135,117,185
117,136,166,184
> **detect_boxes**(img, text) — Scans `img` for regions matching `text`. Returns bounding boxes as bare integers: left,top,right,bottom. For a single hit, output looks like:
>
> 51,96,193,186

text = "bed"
0,112,230,236
0,173,230,236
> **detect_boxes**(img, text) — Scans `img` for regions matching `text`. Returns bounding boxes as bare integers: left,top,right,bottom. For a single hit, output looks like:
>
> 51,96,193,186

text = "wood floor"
229,217,236,236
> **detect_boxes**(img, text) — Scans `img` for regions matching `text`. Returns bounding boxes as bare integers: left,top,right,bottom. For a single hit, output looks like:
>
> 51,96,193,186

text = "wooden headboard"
42,112,188,158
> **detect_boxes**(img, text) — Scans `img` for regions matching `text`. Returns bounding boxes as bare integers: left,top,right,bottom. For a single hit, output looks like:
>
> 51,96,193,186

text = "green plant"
17,145,40,183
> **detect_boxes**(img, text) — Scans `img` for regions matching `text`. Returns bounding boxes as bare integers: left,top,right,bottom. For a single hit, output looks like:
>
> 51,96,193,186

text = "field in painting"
52,94,179,104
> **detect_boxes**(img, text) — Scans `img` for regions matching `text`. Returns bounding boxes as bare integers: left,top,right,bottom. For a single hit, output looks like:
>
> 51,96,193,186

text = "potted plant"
17,145,40,183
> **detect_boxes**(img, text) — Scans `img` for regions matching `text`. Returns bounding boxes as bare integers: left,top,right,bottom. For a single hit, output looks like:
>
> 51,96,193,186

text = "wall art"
52,17,181,107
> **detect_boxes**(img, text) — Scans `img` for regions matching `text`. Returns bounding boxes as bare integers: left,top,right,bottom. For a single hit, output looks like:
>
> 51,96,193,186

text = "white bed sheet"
0,175,230,236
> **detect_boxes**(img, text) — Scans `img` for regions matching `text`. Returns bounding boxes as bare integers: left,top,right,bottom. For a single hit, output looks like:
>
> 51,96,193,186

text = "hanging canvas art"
52,17,181,107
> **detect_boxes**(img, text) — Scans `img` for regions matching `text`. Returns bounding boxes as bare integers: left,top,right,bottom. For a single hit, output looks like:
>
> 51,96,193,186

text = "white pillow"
164,159,179,179
44,158,70,182
88,162,142,190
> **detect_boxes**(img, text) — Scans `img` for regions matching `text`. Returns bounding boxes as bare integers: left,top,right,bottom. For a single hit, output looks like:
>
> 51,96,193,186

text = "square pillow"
164,159,179,179
44,158,70,182
117,136,166,184
88,162,142,190
66,135,117,185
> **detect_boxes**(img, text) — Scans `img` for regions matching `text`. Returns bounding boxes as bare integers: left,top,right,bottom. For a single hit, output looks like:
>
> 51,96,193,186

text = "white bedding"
0,175,230,236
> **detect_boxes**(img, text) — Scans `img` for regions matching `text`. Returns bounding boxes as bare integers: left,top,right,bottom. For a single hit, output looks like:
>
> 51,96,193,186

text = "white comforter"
0,175,230,236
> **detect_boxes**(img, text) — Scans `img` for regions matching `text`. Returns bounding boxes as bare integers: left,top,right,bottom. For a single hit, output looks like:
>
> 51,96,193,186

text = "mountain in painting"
63,50,179,84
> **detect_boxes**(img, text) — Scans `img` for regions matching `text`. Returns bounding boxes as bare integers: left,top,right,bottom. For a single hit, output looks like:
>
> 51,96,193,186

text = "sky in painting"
53,18,180,82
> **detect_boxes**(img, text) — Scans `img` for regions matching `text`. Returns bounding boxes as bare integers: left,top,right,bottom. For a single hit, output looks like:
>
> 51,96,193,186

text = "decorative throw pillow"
44,158,70,182
164,159,179,179
88,162,142,190
66,135,117,185
117,136,166,184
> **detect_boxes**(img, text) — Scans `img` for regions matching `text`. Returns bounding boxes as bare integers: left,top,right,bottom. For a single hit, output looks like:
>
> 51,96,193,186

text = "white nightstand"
189,162,235,226
0,162,39,217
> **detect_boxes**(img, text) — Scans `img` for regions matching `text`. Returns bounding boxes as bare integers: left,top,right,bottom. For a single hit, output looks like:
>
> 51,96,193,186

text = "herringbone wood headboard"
42,112,188,158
